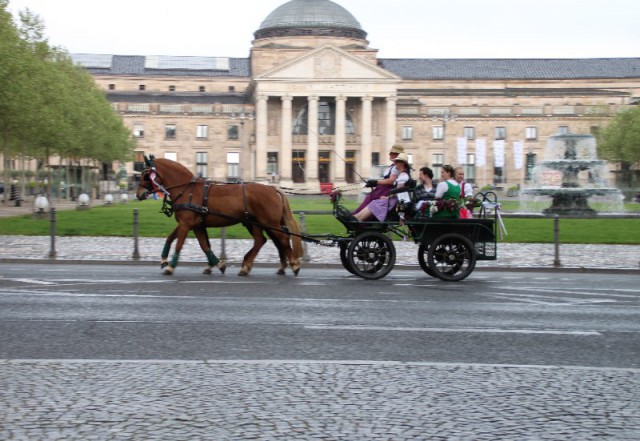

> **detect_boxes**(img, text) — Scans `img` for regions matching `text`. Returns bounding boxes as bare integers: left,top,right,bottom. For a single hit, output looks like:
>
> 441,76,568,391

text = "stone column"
255,94,268,182
280,95,293,188
333,95,347,187
386,95,397,149
360,96,373,179
307,95,320,189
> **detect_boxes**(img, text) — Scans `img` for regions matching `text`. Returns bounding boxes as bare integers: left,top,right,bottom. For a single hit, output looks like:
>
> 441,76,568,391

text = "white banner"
456,137,467,165
513,141,524,170
475,138,486,166
494,140,505,167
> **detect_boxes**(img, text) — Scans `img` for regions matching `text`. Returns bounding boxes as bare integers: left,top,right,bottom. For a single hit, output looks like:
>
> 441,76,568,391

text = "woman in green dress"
433,164,462,218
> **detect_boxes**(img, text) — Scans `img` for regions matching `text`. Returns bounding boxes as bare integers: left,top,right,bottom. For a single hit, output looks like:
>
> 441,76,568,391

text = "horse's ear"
144,155,151,167
149,154,156,167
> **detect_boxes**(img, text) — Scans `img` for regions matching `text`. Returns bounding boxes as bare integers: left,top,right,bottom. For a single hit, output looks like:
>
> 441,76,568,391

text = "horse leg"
272,230,301,276
195,227,226,275
161,227,178,269
265,229,288,275
238,225,267,276
164,224,189,276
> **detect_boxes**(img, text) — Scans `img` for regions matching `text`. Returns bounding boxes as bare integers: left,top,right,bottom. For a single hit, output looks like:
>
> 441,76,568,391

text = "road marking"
304,325,601,336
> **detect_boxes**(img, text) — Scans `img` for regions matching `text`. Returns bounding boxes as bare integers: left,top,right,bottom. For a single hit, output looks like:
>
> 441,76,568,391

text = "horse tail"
277,188,304,259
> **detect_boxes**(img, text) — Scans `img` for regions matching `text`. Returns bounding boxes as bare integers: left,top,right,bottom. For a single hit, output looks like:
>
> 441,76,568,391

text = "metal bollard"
298,212,310,262
48,208,57,258
553,215,561,267
132,208,140,260
220,227,227,260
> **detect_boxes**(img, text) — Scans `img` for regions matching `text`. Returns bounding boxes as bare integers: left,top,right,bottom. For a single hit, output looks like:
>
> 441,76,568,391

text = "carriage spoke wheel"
417,243,438,278
346,232,396,280
427,233,476,282
339,241,356,275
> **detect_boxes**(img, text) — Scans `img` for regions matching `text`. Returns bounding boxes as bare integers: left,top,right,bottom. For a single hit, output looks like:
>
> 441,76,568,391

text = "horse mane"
154,158,194,178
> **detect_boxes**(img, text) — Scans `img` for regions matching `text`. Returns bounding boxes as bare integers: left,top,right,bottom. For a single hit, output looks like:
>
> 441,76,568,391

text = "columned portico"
307,95,319,186
280,95,294,187
333,95,347,187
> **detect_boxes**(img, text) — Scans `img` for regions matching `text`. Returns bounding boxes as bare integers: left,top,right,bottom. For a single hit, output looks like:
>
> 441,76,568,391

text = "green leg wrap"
162,242,172,259
205,250,220,266
170,252,180,268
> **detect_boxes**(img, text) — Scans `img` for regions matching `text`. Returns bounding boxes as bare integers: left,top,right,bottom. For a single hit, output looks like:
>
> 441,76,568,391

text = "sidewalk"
0,200,638,271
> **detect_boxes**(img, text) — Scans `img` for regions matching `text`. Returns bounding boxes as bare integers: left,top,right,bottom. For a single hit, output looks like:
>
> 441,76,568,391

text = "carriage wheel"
427,233,476,282
346,232,396,280
417,243,438,278
339,242,356,275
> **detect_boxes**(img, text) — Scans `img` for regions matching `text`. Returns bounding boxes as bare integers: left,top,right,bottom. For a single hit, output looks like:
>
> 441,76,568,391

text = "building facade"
64,0,640,192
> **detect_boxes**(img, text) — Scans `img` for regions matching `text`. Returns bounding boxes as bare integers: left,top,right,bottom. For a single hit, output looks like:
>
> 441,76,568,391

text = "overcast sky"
7,0,640,59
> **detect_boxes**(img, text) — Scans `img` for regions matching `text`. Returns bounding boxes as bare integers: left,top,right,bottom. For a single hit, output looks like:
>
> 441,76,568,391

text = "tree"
597,105,640,190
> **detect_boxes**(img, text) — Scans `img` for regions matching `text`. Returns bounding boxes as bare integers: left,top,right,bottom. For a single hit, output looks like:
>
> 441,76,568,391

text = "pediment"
255,45,399,82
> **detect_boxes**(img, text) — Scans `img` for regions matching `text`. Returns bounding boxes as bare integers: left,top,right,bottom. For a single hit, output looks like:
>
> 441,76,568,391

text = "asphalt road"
2,263,640,440
1,263,638,368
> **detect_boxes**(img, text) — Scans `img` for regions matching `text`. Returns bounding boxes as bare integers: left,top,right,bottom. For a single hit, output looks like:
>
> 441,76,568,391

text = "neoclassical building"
73,0,639,192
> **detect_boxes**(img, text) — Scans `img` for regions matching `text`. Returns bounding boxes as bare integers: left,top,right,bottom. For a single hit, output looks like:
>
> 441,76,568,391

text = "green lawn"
0,196,638,244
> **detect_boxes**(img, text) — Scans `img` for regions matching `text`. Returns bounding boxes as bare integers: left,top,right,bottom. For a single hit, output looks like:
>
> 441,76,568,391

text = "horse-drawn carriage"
308,188,499,282
136,156,499,282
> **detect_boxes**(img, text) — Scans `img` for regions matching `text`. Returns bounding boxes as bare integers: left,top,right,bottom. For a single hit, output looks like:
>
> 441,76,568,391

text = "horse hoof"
218,261,226,274
293,267,300,276
277,269,285,275
163,268,174,276
203,267,212,275
238,270,248,276
160,262,168,269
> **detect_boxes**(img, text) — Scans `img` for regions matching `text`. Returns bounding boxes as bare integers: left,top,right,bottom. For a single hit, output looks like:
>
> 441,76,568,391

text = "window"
169,85,176,92
227,152,240,181
196,125,208,139
228,125,239,140
267,152,278,176
371,152,380,166
199,86,205,92
164,152,177,162
401,126,413,140
494,166,504,183
133,124,144,138
526,153,536,181
432,126,444,140
432,153,444,169
228,86,235,92
133,151,145,172
464,127,475,140
139,84,146,91
196,152,208,177
558,126,569,135
525,127,538,140
108,84,115,90
318,101,334,135
495,127,506,140
464,154,475,183
165,124,176,139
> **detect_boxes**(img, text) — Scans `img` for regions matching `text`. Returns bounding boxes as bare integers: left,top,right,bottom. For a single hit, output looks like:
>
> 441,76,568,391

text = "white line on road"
304,325,601,336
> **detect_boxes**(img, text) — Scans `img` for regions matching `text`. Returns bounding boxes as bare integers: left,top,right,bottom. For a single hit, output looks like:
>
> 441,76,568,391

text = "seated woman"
355,153,411,222
432,164,462,219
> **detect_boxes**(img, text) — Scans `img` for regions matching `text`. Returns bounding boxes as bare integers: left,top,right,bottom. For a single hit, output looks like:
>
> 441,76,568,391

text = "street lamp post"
231,112,255,182
433,110,456,165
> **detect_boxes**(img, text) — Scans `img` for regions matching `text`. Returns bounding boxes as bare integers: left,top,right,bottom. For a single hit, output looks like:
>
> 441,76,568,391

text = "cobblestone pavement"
1,360,638,440
0,235,639,271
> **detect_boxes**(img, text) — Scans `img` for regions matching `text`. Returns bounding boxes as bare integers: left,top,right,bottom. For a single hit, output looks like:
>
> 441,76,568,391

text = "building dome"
255,0,367,40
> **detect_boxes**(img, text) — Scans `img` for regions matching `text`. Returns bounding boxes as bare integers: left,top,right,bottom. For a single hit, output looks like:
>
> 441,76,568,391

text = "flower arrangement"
419,197,481,216
329,189,342,204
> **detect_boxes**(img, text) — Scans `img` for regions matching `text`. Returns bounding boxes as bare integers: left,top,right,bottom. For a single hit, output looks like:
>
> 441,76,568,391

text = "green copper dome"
255,0,367,40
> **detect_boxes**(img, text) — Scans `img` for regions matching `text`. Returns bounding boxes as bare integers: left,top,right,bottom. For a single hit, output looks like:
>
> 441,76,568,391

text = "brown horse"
136,157,303,276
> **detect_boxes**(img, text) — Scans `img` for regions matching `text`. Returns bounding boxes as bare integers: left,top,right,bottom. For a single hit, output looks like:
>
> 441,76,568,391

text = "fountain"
519,134,624,215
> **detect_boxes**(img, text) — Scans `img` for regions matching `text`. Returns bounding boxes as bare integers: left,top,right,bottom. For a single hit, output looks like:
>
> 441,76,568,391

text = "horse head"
136,157,194,201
